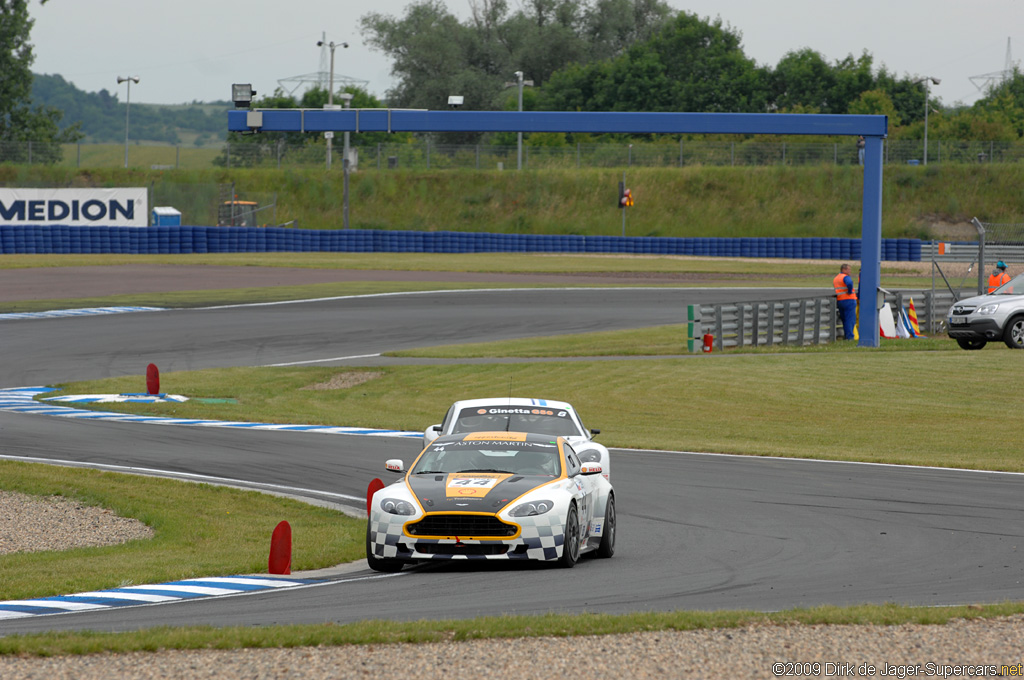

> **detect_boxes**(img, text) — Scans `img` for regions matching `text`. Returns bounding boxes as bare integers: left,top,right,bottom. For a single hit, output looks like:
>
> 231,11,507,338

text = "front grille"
408,514,517,537
415,543,509,556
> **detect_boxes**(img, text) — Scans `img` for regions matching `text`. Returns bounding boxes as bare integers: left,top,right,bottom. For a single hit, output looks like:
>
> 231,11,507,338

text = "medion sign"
0,188,148,227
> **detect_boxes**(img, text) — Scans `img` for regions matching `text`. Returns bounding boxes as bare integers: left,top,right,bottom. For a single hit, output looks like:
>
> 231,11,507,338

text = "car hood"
406,472,555,514
951,293,1024,311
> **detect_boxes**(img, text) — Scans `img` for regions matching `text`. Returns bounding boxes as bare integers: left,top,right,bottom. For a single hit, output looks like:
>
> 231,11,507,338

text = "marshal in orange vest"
833,271,856,300
988,270,1010,293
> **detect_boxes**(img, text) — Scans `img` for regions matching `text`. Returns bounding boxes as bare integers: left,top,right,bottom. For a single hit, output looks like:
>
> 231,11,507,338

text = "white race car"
423,397,610,480
367,431,616,572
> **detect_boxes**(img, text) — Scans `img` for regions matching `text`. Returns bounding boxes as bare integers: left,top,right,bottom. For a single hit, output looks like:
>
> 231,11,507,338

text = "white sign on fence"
0,188,148,227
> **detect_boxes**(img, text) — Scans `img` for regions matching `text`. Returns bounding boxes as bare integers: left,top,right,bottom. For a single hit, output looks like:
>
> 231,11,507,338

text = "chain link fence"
3,138,1023,171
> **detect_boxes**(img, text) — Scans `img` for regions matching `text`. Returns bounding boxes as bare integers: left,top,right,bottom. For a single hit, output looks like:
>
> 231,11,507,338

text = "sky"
27,0,1024,108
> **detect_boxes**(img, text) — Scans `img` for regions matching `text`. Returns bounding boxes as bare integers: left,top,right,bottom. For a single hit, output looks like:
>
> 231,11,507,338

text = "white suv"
947,273,1024,350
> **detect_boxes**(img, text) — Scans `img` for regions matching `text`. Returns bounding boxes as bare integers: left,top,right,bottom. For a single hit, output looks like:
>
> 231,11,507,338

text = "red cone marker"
146,363,160,395
268,520,292,575
367,478,384,517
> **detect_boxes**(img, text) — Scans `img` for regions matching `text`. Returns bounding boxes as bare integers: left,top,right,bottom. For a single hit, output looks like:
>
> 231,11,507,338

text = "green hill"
2,164,1016,240
31,74,228,147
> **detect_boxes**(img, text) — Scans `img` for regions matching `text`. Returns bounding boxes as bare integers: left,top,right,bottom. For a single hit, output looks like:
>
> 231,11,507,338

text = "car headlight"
380,498,416,515
509,500,553,517
978,303,1000,315
578,449,601,463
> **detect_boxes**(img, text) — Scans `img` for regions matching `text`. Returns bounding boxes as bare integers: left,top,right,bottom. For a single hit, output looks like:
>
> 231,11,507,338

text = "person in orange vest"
988,261,1010,293
833,263,857,340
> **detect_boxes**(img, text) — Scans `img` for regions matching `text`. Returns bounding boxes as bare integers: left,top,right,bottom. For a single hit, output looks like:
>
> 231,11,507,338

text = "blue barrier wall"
0,226,923,261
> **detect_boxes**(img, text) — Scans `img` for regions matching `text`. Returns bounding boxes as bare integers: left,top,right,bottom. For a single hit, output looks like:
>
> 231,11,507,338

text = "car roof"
450,397,575,411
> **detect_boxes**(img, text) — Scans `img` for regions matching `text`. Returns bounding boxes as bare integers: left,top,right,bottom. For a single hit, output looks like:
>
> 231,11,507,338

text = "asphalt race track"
2,287,1023,635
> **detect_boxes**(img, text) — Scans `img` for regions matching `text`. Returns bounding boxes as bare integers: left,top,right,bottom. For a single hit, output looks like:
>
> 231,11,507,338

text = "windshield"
451,406,581,437
412,439,562,477
991,273,1024,295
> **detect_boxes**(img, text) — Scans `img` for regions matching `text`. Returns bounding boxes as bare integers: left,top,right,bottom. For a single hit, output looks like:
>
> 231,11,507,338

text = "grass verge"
387,327,960,358
3,603,1023,656
48,343,1024,471
0,461,364,602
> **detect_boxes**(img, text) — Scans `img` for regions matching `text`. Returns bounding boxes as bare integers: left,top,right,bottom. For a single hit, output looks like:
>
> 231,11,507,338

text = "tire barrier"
0,226,923,261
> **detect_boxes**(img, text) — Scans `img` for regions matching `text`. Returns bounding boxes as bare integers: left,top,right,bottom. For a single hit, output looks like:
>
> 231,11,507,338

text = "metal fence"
687,297,839,351
3,138,1024,171
688,289,957,351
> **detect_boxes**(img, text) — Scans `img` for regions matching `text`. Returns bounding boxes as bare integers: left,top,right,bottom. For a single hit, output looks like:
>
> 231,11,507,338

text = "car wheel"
956,338,987,350
365,522,404,573
558,503,580,568
597,494,615,559
1004,317,1024,349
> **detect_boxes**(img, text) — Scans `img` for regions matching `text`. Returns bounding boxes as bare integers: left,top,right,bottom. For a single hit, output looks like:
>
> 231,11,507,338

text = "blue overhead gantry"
228,107,888,347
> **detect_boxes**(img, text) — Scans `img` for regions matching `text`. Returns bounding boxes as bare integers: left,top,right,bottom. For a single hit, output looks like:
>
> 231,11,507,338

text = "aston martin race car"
423,398,611,480
366,431,616,572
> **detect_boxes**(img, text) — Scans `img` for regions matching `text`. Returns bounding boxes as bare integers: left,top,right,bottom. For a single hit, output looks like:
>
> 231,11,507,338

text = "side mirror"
424,424,442,442
385,459,405,473
590,428,601,437
581,462,603,476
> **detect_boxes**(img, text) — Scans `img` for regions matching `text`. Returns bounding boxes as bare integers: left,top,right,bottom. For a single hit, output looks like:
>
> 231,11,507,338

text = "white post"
318,38,349,170
327,44,335,170
919,76,940,166
516,70,524,171
923,79,929,166
117,76,139,168
342,93,353,229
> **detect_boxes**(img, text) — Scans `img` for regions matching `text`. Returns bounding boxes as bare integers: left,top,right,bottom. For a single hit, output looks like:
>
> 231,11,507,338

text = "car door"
563,443,597,541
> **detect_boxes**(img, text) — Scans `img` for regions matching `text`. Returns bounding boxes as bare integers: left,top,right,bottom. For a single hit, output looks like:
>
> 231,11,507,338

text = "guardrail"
687,289,959,351
687,297,838,351
922,241,1024,264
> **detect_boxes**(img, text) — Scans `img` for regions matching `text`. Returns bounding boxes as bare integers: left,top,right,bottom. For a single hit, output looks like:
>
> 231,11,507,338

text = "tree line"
359,1,1024,145
6,0,1024,162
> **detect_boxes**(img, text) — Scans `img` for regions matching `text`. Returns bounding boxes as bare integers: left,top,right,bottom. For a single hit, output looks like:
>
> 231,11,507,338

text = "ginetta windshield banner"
0,188,148,227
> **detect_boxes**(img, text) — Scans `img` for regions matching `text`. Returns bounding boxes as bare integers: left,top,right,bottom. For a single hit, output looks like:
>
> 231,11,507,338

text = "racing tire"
1004,317,1024,349
956,338,987,350
558,503,580,569
365,522,404,573
597,494,616,558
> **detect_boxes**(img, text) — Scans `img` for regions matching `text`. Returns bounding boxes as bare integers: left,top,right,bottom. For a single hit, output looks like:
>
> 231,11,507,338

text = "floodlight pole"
516,71,524,171
917,76,940,165
327,42,336,170
505,71,533,171
116,76,139,168
327,47,334,170
318,38,349,170
923,80,931,165
341,93,353,230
